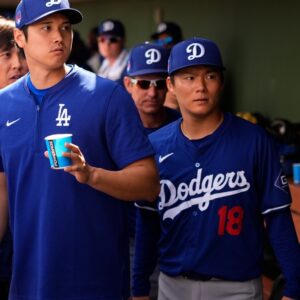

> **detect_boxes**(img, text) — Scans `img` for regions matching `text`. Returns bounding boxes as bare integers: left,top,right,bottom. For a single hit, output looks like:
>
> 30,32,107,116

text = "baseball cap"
151,22,182,43
98,19,125,38
15,0,82,29
168,37,225,75
126,43,169,77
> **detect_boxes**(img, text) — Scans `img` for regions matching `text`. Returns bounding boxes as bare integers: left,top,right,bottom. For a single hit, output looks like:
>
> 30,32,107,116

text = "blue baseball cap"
15,0,83,29
127,43,169,77
168,37,225,75
98,19,125,38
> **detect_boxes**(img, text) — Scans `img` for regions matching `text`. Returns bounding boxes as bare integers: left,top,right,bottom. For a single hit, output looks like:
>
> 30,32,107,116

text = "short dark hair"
0,16,15,52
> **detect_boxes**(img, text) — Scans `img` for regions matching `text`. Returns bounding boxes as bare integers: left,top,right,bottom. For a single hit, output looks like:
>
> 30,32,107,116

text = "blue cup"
293,163,300,184
45,134,72,169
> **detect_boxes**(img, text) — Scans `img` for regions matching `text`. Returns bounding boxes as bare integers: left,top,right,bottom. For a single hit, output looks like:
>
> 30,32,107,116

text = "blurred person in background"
97,19,129,86
150,21,183,111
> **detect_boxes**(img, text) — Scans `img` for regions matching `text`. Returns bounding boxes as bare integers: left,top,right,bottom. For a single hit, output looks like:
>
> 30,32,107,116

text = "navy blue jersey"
0,65,154,300
139,112,291,281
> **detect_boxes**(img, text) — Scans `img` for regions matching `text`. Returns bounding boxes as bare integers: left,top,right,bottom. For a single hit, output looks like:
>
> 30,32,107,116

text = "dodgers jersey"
138,112,291,281
0,65,154,300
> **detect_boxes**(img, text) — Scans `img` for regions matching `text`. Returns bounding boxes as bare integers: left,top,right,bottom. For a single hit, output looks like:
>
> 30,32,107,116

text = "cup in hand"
45,134,72,169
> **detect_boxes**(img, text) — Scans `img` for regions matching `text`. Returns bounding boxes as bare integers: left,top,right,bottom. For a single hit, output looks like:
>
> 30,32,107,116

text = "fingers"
62,143,87,172
64,142,80,154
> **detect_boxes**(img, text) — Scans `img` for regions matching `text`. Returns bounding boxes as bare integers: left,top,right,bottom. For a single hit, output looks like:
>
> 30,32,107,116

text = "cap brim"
25,8,82,27
128,69,168,77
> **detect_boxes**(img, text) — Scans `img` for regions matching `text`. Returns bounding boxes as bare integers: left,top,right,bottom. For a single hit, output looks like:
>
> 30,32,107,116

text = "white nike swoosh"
158,153,174,163
6,118,21,127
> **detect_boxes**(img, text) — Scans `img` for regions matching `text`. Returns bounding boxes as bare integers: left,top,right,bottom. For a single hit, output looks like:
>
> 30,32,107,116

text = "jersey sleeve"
132,207,160,297
104,85,155,168
256,131,292,214
265,208,300,298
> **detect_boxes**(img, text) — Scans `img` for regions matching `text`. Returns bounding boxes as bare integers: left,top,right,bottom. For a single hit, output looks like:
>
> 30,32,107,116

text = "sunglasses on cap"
155,36,173,46
99,36,121,44
130,78,167,90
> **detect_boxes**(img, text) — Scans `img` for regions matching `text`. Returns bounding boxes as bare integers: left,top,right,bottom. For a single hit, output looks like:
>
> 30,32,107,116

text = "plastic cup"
45,134,72,169
293,163,300,184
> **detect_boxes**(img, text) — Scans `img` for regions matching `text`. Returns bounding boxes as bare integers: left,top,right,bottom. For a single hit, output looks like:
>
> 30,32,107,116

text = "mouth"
9,74,22,81
51,48,64,54
144,100,160,107
193,98,208,104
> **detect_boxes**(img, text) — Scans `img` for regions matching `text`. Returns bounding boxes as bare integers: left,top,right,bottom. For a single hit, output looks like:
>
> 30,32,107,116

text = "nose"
147,85,158,97
11,52,23,70
196,76,207,92
53,28,64,43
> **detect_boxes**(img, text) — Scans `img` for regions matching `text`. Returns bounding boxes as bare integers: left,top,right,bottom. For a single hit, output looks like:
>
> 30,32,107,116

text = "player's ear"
14,28,26,49
166,76,175,95
123,76,133,94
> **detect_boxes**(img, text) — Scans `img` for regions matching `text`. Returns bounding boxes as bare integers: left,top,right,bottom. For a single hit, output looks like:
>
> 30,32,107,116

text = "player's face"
14,14,73,72
0,46,28,89
97,35,124,60
167,65,223,120
124,74,167,117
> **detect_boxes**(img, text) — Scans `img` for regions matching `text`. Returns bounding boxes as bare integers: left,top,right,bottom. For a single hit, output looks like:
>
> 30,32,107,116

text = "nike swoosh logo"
6,118,21,127
159,153,174,163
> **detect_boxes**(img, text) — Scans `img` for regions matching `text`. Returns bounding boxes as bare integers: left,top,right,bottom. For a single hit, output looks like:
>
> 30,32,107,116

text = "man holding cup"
0,1,159,299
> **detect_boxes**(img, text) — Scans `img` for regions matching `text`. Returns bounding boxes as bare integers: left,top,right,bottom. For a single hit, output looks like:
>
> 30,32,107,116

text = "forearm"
85,157,160,202
58,144,160,202
0,172,8,242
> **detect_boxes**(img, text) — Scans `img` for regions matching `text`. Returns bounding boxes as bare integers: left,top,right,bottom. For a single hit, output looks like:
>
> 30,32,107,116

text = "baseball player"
0,1,159,299
124,42,181,298
133,37,300,300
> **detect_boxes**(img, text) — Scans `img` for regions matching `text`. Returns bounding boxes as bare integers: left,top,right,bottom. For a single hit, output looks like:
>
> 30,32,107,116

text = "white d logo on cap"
145,49,161,65
186,43,205,61
102,21,114,31
46,0,62,7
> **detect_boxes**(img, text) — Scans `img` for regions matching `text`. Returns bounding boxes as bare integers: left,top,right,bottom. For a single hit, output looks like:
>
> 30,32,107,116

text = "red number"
217,206,244,236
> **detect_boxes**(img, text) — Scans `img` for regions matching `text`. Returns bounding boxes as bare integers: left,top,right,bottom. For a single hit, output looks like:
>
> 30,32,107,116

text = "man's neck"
140,109,167,129
28,64,70,89
181,111,224,140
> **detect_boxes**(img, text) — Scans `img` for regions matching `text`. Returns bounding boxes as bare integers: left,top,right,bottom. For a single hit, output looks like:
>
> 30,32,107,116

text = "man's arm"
265,208,300,299
46,143,160,202
132,208,160,298
0,172,8,242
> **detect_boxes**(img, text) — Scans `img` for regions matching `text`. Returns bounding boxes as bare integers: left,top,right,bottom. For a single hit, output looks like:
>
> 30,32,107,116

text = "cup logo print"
48,140,59,168
186,43,205,61
46,0,62,7
145,49,161,65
